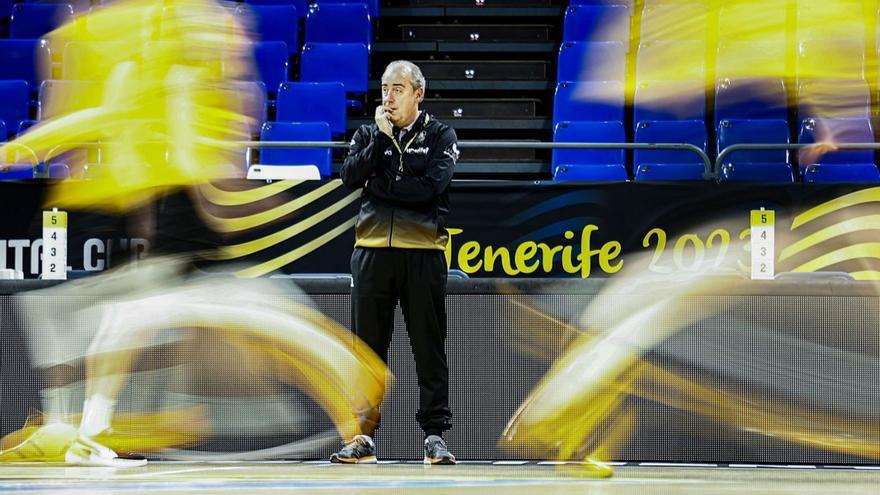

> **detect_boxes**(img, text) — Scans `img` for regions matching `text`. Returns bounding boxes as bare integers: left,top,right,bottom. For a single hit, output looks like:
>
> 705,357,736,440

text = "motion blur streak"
0,0,259,213
501,233,879,474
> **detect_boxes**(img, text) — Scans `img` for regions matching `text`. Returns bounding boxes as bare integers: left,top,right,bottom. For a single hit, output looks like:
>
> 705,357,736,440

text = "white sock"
40,387,68,424
79,394,115,438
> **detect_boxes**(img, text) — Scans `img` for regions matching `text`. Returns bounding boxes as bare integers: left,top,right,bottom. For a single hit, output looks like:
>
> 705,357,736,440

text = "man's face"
381,71,423,128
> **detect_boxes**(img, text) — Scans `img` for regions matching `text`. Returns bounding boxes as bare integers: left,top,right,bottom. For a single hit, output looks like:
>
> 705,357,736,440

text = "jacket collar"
396,111,430,142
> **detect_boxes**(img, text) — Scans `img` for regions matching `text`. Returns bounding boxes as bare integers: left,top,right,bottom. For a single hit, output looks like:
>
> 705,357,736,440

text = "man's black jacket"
341,112,458,250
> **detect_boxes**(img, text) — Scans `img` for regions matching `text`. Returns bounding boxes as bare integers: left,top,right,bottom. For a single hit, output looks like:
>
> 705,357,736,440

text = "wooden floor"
0,461,877,494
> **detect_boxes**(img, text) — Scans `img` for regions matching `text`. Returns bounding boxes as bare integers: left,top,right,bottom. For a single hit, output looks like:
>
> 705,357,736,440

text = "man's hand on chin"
374,105,394,139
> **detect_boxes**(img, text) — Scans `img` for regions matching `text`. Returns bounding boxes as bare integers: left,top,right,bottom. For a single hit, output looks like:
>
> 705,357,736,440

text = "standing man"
333,61,459,465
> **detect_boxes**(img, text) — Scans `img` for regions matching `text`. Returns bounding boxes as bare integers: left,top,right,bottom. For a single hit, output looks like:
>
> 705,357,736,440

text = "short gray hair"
382,60,426,92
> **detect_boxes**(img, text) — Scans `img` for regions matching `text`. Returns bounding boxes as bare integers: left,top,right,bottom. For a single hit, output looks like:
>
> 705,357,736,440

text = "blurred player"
0,0,387,467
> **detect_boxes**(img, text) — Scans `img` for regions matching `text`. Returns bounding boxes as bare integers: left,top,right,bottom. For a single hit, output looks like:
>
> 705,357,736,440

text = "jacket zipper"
388,154,402,247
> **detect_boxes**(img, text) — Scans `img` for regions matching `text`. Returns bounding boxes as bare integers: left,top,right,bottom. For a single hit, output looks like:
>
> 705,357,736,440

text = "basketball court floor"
0,461,877,494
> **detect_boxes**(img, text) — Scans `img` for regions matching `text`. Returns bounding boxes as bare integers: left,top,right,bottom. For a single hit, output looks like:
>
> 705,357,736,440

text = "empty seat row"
555,77,871,130
238,2,372,55
552,120,709,182
2,0,90,18
2,77,345,177
564,1,868,45
2,2,373,54
237,0,378,19
0,120,334,180
558,39,869,84
0,37,368,100
563,4,631,44
0,80,29,139
9,77,346,136
552,118,880,183
7,3,74,39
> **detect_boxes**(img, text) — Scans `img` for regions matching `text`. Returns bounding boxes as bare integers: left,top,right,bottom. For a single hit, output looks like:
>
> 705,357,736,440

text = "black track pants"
350,247,451,436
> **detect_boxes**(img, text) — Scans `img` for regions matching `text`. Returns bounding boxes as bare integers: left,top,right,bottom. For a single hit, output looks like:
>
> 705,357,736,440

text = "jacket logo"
416,131,426,143
444,143,460,164
405,146,430,155
384,148,393,156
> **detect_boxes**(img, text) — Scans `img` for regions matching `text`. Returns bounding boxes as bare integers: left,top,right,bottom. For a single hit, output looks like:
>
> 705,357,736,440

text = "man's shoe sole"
423,456,456,465
330,455,377,464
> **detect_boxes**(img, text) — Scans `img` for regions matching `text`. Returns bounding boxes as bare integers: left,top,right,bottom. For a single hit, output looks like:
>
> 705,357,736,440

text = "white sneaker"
64,435,147,468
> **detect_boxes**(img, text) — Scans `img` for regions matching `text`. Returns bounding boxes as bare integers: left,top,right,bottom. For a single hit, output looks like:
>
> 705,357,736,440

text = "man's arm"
366,127,458,205
341,126,384,189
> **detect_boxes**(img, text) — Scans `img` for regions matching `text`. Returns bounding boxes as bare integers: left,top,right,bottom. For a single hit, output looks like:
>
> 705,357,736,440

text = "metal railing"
0,143,41,172
715,143,880,178
6,140,880,182
238,140,715,179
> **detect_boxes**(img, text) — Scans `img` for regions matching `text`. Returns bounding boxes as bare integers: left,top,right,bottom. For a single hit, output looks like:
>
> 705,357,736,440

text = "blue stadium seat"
1,0,13,18
316,0,379,19
633,120,707,181
640,1,708,42
305,3,371,50
797,79,870,123
637,40,706,82
0,81,30,139
717,119,793,182
259,121,332,178
633,79,704,128
245,0,309,18
552,121,627,181
798,39,865,81
715,78,788,129
797,0,862,41
29,0,91,13
718,1,785,42
17,120,37,136
300,43,369,95
9,3,73,38
0,166,35,180
803,163,880,183
563,4,630,43
558,41,626,83
48,163,70,179
251,41,289,96
799,117,879,183
570,0,633,6
0,128,36,179
235,5,300,56
553,81,624,126
0,40,51,90
716,40,786,79
276,81,346,136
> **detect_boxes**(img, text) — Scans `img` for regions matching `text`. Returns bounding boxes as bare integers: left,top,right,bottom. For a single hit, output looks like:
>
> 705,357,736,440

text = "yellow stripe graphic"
199,180,304,206
791,242,880,272
235,218,357,278
204,180,345,233
850,271,880,281
792,187,880,229
779,215,880,261
208,190,361,260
